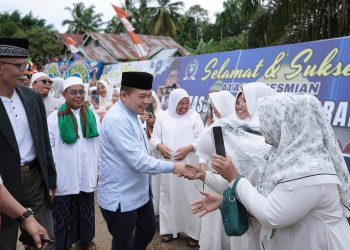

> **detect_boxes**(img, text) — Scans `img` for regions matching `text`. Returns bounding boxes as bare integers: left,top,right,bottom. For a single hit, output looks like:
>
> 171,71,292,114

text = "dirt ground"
93,200,200,250
16,195,199,250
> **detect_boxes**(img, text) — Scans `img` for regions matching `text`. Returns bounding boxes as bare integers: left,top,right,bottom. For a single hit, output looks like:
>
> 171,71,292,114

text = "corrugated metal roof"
78,46,117,64
56,33,84,47
83,32,191,61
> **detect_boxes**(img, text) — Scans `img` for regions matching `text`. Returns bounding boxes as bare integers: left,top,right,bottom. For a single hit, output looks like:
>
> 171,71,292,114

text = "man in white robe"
47,76,100,250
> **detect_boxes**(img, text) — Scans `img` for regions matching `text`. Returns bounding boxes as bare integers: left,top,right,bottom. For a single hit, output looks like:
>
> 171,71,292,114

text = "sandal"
187,238,199,247
161,234,173,243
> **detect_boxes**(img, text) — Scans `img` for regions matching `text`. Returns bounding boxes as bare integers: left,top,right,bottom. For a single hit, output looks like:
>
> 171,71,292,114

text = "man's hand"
184,164,206,181
190,190,223,217
156,144,172,159
211,154,238,183
173,162,197,178
49,189,56,201
174,145,194,161
21,216,50,249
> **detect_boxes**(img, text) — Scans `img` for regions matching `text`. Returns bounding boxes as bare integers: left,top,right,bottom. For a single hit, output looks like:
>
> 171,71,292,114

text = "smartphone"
146,103,154,115
212,126,226,157
208,104,213,120
19,230,55,248
91,89,99,104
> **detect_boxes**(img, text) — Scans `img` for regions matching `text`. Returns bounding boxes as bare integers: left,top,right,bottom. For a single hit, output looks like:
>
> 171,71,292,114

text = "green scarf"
58,103,99,144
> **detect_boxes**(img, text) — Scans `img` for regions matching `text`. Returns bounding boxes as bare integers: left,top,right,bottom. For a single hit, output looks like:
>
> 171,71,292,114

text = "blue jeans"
100,199,156,250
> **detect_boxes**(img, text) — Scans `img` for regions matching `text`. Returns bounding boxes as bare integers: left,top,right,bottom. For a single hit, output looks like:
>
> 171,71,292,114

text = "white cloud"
0,0,224,32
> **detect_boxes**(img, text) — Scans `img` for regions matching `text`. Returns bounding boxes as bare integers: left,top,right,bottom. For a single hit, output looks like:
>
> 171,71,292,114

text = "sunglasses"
66,90,86,96
36,79,53,85
0,61,29,71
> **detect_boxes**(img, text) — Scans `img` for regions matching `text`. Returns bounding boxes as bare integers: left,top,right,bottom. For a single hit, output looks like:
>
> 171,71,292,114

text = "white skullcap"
63,76,84,90
31,72,50,85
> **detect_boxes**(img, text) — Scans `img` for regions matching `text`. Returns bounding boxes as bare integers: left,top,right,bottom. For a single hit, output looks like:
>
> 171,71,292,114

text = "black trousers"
0,167,55,250
100,199,156,250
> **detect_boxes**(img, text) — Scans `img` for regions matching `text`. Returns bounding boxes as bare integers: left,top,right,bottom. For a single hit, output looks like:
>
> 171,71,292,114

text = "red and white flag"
66,36,80,61
112,4,147,60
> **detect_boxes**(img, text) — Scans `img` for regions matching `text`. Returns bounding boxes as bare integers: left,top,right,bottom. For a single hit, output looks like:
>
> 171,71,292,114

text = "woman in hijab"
94,79,113,120
143,90,164,217
199,90,235,250
151,88,204,246
51,77,65,102
192,93,350,250
111,87,120,104
195,82,275,250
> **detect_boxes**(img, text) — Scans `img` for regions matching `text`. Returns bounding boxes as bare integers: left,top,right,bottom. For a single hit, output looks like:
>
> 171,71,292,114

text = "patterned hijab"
257,93,350,210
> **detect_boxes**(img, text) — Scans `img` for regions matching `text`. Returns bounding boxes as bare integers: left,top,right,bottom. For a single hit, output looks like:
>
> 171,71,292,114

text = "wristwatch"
16,208,34,223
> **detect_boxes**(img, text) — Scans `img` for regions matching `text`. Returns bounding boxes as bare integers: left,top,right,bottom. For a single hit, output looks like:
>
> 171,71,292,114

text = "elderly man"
48,76,100,250
0,38,56,249
32,72,63,117
98,71,196,250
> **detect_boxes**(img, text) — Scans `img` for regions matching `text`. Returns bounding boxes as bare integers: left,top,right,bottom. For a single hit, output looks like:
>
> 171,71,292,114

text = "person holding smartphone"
0,175,51,249
192,83,276,250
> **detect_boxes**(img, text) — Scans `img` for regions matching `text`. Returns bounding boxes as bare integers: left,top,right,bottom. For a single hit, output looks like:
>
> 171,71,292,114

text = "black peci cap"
0,38,29,58
121,71,153,90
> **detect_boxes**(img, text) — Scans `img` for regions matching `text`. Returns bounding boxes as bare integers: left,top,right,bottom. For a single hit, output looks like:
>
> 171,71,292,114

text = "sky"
1,0,225,32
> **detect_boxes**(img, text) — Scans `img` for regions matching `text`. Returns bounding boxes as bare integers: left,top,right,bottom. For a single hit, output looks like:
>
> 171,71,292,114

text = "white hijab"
167,88,193,118
209,90,235,120
151,90,163,116
257,93,350,211
51,77,64,98
97,79,113,108
237,82,276,127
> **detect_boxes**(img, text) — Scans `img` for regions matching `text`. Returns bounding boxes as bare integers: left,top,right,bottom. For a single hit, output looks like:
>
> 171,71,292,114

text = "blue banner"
100,37,350,160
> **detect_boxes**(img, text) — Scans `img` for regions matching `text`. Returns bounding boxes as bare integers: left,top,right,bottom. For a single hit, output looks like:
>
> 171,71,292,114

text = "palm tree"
243,0,350,47
148,0,184,38
62,2,104,34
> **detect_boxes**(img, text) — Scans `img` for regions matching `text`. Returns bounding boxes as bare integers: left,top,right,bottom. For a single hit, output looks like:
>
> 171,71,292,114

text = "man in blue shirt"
98,71,195,250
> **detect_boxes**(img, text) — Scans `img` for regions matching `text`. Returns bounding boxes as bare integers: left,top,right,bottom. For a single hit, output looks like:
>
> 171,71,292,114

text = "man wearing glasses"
32,72,63,117
47,76,100,250
0,38,57,249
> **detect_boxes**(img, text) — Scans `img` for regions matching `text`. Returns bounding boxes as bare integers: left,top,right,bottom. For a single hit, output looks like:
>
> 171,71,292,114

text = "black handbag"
219,175,249,236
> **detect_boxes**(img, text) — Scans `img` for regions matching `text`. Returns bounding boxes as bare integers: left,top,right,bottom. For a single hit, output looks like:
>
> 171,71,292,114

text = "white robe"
47,108,100,196
151,110,204,239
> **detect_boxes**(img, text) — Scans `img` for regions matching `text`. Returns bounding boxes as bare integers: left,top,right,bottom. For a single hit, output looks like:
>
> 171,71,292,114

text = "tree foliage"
0,11,61,66
62,2,104,34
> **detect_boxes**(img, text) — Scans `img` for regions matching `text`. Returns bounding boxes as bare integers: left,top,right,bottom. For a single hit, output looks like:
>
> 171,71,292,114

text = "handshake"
172,162,204,180
172,154,239,183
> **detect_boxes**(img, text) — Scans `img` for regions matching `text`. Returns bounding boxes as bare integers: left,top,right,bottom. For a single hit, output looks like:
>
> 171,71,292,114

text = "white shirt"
0,90,36,165
47,108,100,195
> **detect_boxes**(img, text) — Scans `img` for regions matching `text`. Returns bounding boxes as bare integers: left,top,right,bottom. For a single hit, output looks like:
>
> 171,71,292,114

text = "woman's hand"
184,164,206,181
156,144,173,159
174,145,194,161
191,190,223,217
211,154,238,183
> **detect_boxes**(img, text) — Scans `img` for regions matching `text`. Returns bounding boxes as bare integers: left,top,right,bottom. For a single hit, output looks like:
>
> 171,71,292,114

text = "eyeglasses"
0,61,29,71
36,79,53,85
66,90,86,96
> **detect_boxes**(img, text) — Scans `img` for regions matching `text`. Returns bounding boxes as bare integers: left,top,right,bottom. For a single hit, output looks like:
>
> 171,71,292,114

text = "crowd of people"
1,37,350,250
